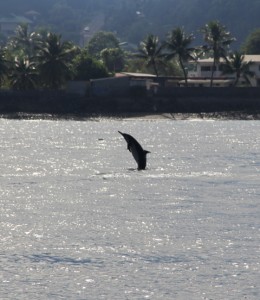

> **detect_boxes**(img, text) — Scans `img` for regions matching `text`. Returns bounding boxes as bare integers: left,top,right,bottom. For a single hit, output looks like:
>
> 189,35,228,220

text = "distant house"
89,72,158,97
188,55,260,87
0,14,32,36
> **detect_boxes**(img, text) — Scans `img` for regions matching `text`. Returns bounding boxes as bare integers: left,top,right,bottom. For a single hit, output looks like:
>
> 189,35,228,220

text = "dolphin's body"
118,131,150,170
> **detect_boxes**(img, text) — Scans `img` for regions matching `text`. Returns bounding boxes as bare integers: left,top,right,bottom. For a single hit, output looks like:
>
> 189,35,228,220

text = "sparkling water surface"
0,118,259,299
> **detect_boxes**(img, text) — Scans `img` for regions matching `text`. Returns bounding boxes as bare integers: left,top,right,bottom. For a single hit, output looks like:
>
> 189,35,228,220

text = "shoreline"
1,111,260,120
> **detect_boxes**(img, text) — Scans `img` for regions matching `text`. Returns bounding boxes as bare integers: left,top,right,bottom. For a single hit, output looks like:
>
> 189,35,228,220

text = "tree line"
0,24,109,90
0,21,259,90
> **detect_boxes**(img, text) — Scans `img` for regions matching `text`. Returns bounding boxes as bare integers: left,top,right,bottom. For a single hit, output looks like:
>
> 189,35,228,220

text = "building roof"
115,72,156,78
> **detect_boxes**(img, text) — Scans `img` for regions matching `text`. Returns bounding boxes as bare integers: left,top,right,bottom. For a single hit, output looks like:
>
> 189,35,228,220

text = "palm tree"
135,34,165,76
9,56,38,90
0,47,9,87
8,23,42,57
164,27,195,86
222,51,254,86
37,32,77,89
201,21,235,86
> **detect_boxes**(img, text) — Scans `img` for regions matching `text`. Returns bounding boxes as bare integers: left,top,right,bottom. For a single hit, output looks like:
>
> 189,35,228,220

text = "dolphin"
118,131,150,170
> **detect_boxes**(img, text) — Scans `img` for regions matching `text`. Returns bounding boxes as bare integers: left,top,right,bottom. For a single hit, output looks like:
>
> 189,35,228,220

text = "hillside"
0,0,260,47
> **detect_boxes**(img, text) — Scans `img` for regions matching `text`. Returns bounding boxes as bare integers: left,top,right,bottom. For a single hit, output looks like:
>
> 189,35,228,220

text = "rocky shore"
1,111,260,121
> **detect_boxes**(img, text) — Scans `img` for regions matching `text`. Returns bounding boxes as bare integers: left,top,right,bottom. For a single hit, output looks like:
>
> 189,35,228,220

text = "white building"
187,55,260,87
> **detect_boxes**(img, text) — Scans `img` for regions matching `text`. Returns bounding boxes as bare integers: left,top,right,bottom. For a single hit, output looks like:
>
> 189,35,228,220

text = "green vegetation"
0,14,260,90
36,32,77,89
0,47,8,86
72,49,109,80
222,51,254,86
241,29,260,54
87,32,120,59
164,27,195,86
100,47,125,73
135,34,165,76
0,26,111,90
200,20,235,86
0,26,78,90
9,56,38,90
1,0,260,47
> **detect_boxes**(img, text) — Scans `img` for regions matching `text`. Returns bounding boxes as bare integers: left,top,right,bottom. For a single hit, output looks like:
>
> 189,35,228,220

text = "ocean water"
0,118,259,300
